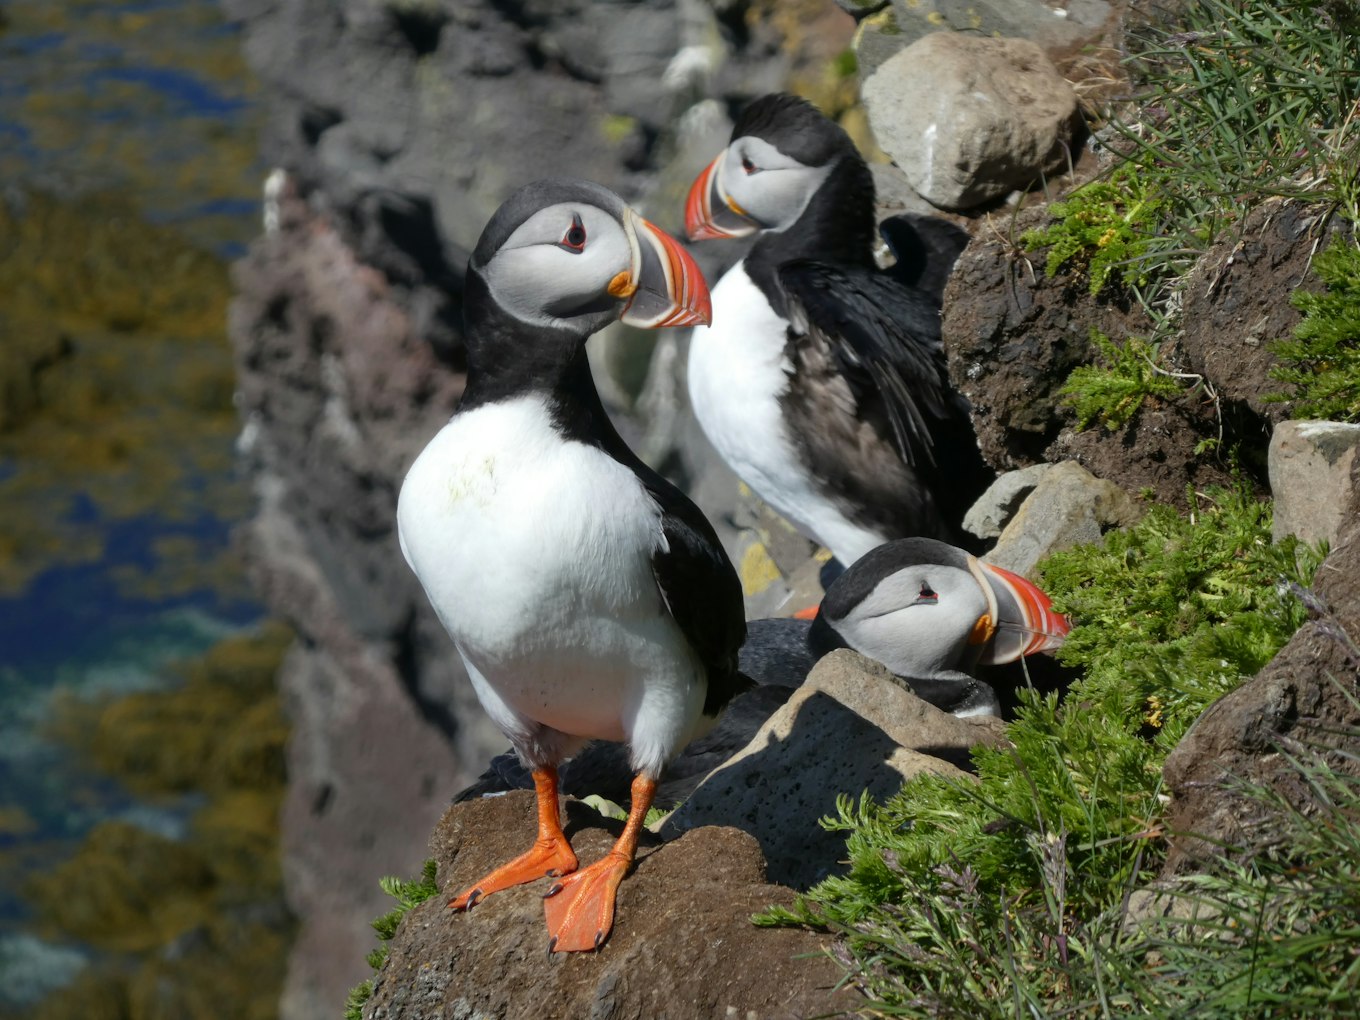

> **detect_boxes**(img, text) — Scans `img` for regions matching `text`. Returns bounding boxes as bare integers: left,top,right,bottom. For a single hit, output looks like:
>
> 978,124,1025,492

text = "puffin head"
685,93,856,241
471,178,711,338
810,538,1071,681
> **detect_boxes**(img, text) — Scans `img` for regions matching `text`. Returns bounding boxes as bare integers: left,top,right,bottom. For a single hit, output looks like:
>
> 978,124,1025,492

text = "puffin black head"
470,177,711,343
685,93,861,241
810,538,1071,681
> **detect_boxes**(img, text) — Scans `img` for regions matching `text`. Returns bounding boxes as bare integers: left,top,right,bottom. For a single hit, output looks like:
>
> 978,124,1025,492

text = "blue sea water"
0,0,268,1005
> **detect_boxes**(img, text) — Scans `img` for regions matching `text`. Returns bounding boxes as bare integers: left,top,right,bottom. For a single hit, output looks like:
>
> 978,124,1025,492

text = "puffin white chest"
396,396,692,742
687,262,886,563
688,263,800,493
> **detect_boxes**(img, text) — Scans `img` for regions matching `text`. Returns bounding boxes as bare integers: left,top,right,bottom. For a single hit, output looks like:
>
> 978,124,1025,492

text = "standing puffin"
684,93,993,566
811,538,1071,717
397,178,747,953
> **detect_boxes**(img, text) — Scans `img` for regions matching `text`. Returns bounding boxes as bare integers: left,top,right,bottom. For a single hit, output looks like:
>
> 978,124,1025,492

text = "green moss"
758,484,1325,1015
1267,238,1360,421
1059,329,1184,431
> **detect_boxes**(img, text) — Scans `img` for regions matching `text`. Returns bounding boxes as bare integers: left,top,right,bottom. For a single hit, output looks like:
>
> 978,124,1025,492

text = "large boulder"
862,33,1084,210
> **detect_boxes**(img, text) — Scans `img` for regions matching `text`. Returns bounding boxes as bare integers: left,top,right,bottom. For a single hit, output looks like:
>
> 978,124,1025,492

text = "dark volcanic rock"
942,204,1152,466
363,793,856,1019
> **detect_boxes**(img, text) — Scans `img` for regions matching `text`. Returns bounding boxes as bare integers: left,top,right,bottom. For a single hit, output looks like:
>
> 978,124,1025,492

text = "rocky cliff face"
219,2,845,1016
221,1,1360,1017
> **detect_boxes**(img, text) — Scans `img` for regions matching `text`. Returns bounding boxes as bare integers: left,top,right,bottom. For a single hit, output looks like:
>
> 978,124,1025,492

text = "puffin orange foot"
449,835,578,911
542,852,631,952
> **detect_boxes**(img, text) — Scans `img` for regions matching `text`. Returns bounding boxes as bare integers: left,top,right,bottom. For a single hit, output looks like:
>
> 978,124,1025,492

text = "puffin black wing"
778,258,962,470
642,475,752,717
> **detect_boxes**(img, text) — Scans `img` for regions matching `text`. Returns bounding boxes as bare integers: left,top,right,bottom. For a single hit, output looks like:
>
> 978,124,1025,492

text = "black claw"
593,930,605,951
465,889,483,909
547,935,559,955
543,882,563,898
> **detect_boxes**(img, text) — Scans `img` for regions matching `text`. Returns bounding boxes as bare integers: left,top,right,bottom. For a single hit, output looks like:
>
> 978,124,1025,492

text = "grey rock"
662,650,1006,888
986,460,1142,575
964,462,1057,540
854,0,1116,81
1269,419,1360,547
862,32,1083,210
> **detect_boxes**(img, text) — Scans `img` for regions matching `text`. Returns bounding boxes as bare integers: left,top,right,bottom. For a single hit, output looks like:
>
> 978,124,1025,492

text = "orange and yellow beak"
619,210,712,329
685,152,759,242
967,557,1071,663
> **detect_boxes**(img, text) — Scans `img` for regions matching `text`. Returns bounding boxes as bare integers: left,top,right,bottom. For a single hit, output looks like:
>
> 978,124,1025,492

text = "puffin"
396,178,747,953
683,92,993,567
457,540,1071,806
810,537,1071,717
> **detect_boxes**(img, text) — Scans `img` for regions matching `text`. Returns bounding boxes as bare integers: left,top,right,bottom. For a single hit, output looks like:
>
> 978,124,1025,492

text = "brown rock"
1178,200,1348,432
363,794,857,1019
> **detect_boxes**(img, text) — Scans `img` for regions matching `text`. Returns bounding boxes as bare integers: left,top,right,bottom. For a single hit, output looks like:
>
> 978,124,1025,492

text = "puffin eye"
918,583,938,603
557,213,587,253
741,157,757,175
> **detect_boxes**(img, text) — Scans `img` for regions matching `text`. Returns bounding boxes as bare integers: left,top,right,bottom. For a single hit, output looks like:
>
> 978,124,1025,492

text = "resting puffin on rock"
684,93,993,566
457,540,1070,806
397,178,746,953
811,537,1071,717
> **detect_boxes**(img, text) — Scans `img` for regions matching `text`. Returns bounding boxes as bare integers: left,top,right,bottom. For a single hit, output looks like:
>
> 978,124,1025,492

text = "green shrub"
1268,239,1360,422
1060,330,1184,431
1021,168,1169,297
758,485,1325,1017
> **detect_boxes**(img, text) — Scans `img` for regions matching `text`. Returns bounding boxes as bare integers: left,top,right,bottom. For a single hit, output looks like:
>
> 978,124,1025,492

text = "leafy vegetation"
1026,0,1360,307
1060,330,1184,430
1020,167,1169,297
344,860,441,1020
1268,238,1360,422
758,486,1326,1016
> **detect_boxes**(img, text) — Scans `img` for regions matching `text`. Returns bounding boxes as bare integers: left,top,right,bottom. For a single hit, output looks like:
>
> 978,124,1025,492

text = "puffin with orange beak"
397,178,745,952
685,93,993,568
811,538,1070,717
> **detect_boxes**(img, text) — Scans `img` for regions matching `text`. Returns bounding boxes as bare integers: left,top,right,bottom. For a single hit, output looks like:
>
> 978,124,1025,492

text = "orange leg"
542,772,657,952
449,765,578,911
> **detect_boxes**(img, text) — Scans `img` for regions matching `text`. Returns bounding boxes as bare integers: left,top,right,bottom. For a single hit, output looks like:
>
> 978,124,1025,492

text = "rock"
1160,460,1360,873
853,0,1118,83
1270,420,1360,547
362,795,857,1019
662,650,1007,888
862,33,1083,210
986,460,1142,576
230,186,506,1020
1178,201,1348,435
964,462,1056,540
942,203,1244,508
